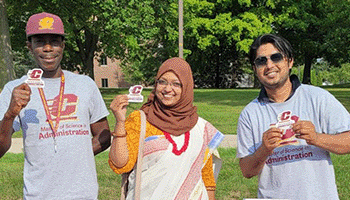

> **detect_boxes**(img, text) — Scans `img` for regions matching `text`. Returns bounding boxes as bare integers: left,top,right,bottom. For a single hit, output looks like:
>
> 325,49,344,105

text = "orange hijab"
141,57,198,136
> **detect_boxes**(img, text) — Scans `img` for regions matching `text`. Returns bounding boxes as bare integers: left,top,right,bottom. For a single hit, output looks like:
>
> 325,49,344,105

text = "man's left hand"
293,120,319,145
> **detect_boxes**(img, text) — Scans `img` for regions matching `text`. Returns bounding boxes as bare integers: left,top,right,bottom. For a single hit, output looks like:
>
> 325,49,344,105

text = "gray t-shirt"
237,84,350,200
0,70,109,200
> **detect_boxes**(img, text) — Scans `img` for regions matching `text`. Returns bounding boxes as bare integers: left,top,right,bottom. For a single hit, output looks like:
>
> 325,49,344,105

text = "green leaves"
6,0,350,87
271,0,350,83
238,0,252,7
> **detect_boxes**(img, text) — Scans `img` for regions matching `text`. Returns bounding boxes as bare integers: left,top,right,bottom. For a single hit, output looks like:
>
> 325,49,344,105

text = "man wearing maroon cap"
0,12,111,199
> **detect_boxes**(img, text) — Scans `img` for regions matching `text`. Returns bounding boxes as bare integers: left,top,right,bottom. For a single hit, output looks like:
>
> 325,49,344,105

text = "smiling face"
155,71,182,107
27,34,65,78
254,43,293,90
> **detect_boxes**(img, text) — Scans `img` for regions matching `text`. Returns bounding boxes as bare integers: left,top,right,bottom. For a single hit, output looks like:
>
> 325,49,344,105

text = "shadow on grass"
327,90,350,112
194,89,259,107
100,88,261,108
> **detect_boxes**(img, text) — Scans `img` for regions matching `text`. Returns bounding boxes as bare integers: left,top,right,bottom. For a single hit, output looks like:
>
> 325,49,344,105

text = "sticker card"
270,111,299,147
25,68,45,88
127,85,144,103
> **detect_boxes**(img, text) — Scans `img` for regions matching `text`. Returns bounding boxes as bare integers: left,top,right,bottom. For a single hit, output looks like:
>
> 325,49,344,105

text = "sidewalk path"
8,135,237,154
8,138,24,154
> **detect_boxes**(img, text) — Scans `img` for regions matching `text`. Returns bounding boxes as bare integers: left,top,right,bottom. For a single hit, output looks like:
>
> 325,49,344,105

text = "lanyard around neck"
38,73,65,144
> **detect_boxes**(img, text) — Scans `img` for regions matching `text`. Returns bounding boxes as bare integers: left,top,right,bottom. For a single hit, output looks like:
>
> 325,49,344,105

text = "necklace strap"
164,131,190,156
38,73,65,152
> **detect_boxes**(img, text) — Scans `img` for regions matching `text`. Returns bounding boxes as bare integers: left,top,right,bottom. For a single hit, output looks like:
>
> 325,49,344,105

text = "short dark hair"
249,34,293,66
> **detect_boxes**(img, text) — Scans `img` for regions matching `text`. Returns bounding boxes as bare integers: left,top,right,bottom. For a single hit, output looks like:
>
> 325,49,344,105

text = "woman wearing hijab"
108,57,223,200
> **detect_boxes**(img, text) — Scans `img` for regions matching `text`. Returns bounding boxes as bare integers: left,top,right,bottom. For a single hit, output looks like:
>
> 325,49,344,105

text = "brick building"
93,55,132,88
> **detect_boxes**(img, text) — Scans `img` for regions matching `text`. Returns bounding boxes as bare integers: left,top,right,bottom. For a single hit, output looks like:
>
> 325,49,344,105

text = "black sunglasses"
254,53,284,67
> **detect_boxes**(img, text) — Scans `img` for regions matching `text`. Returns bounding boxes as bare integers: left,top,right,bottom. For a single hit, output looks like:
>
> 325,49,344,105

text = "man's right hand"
239,127,283,178
6,83,31,119
262,127,283,155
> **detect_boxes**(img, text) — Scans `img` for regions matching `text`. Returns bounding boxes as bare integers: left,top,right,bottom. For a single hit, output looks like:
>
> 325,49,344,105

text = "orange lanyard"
38,73,65,152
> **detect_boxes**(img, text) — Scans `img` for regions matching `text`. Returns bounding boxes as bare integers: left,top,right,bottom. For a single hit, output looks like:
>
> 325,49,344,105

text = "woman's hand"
109,95,130,168
110,95,129,123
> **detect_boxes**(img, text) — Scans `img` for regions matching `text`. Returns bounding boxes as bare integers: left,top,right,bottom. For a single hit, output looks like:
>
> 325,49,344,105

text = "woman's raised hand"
110,95,129,123
109,95,129,167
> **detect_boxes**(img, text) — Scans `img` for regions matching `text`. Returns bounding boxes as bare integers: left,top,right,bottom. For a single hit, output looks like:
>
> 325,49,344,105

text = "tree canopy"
184,0,274,88
5,0,350,87
271,0,350,84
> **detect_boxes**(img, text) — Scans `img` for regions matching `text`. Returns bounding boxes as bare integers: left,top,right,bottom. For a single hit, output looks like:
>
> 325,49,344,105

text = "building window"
102,78,108,88
100,55,107,66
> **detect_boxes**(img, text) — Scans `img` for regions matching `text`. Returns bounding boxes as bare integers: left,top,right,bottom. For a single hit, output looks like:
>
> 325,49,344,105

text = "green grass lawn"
1,149,350,199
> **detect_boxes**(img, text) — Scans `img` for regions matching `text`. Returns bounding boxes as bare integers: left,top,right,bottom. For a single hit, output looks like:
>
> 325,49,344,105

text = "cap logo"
39,17,54,30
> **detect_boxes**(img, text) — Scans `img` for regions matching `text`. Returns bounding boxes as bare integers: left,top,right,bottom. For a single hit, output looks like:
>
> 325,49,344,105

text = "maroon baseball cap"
26,12,65,38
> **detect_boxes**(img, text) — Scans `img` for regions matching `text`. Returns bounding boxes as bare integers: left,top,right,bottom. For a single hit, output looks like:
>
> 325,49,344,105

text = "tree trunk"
85,53,95,80
83,29,98,80
215,56,220,88
0,0,15,89
70,17,98,80
302,52,313,84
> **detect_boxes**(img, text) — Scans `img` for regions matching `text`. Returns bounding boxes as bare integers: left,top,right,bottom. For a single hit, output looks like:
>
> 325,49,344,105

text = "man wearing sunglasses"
236,34,350,199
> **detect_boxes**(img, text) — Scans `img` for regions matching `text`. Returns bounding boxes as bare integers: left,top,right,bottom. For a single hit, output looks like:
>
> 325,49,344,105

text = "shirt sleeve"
202,155,216,191
201,121,221,191
236,110,255,158
88,78,109,124
320,90,350,134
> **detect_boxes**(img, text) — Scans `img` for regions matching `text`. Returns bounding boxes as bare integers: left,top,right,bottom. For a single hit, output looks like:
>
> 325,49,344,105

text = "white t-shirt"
237,83,350,200
0,70,109,200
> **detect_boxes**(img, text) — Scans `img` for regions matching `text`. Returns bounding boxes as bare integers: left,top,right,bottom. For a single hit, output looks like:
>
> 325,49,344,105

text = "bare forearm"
109,122,129,168
240,145,271,178
311,131,350,155
207,190,215,200
0,113,15,158
92,131,111,155
90,118,111,155
110,136,129,167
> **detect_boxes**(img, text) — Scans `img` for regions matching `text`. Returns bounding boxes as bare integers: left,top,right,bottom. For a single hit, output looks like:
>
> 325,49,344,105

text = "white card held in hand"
270,110,299,147
127,85,144,103
25,68,45,88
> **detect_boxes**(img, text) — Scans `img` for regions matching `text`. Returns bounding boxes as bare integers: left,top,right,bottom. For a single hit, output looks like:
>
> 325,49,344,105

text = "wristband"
112,134,127,138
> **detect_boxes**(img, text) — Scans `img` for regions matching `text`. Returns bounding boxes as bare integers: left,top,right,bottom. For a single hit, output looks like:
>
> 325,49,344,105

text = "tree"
272,0,350,84
6,0,164,81
101,0,177,85
182,0,274,88
0,0,15,89
8,0,350,88
122,0,350,87
102,0,276,87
